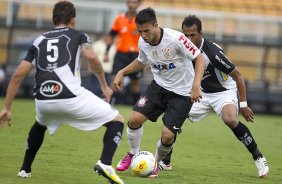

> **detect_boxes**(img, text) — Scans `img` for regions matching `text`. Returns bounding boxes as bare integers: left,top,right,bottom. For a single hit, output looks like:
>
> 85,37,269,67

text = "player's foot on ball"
149,164,159,178
255,156,269,178
94,160,124,184
17,170,31,178
158,161,172,171
116,152,134,171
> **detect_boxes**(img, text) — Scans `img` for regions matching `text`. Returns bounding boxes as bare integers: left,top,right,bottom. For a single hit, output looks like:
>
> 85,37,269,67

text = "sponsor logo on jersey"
178,35,197,55
151,63,176,71
215,55,231,69
40,80,63,97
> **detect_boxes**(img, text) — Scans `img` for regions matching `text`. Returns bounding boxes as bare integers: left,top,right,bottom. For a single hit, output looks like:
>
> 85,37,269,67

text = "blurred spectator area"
143,0,282,17
0,0,281,81
0,0,281,113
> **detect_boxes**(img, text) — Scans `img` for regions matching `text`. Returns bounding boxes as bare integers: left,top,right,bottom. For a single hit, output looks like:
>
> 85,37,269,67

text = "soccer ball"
131,151,156,177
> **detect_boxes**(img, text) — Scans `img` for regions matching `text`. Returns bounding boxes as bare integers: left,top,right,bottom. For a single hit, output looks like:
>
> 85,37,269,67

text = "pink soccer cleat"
149,163,159,178
116,152,134,171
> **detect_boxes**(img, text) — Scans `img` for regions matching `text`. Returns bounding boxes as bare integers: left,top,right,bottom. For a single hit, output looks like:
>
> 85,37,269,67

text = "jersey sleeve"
137,49,149,64
137,39,149,64
80,33,91,45
24,45,36,63
177,34,201,61
111,15,120,32
208,42,235,74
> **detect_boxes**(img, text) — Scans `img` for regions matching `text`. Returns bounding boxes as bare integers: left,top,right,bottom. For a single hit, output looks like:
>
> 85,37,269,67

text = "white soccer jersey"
138,28,201,96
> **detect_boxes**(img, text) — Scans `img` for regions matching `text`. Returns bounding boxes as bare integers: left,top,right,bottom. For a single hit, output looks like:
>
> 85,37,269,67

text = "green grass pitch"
0,98,281,184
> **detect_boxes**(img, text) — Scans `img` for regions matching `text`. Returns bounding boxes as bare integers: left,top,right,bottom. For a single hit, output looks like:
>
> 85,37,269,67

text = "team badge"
137,96,148,107
161,48,171,59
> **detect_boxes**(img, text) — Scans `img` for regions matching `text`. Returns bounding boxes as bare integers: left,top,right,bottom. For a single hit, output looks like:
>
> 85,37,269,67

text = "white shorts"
188,89,238,122
35,89,119,134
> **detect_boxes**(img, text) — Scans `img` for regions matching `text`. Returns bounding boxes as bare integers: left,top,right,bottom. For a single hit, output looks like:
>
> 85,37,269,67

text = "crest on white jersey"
161,48,171,59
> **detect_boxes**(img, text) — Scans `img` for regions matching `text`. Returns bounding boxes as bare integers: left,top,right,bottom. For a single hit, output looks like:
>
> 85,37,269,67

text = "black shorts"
133,80,193,134
111,51,143,79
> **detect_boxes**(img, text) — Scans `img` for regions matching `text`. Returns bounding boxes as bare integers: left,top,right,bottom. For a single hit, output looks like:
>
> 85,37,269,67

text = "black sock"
231,121,262,160
162,150,173,165
21,121,47,173
100,121,124,165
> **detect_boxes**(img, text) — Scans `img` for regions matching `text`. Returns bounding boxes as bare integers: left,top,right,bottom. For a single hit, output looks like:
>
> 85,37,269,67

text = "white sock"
155,139,173,163
127,126,143,154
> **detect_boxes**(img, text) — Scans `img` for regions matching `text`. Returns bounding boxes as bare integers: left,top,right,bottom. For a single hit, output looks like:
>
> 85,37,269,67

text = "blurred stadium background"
0,0,281,114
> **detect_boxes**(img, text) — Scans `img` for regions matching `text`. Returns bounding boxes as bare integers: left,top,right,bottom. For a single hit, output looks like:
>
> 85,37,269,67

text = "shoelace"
121,153,133,164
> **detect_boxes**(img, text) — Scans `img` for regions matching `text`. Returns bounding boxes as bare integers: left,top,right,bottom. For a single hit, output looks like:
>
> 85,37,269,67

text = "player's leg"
151,91,192,177
116,111,147,171
221,104,269,177
94,114,125,184
18,121,47,178
149,127,174,178
159,134,177,171
62,89,125,184
116,81,164,171
216,90,269,177
99,114,124,165
159,96,211,171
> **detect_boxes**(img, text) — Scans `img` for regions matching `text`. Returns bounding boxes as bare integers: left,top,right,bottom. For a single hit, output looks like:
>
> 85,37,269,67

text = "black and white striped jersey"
24,27,91,100
198,38,236,93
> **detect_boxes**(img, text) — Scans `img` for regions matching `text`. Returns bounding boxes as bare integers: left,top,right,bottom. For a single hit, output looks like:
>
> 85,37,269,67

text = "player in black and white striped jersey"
0,1,125,184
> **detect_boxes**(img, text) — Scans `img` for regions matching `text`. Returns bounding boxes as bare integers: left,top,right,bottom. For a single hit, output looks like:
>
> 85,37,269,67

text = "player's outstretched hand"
101,86,113,103
0,108,12,128
240,107,254,122
112,72,124,92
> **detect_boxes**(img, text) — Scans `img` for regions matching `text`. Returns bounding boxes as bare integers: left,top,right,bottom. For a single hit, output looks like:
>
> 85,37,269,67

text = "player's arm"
191,53,205,102
0,61,33,127
211,47,254,122
113,58,146,91
81,42,112,102
230,69,254,122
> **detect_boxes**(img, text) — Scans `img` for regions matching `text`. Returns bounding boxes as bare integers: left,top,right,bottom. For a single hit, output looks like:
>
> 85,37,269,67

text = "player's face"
137,22,159,44
182,24,202,48
127,0,140,13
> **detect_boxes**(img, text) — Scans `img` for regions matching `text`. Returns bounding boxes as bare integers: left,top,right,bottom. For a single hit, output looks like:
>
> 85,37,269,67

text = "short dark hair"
53,1,76,26
135,7,157,25
182,15,202,33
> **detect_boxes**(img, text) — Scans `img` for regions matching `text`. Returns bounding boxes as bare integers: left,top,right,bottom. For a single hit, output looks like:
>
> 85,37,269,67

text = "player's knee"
128,119,143,129
128,117,143,129
127,111,146,128
223,116,238,128
161,129,175,145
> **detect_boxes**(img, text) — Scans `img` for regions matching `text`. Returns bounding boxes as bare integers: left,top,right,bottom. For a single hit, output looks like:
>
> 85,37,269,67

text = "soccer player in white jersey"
112,8,205,177
0,1,125,184
160,15,269,178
